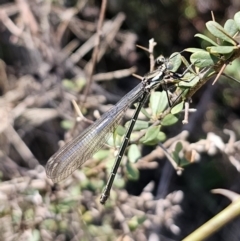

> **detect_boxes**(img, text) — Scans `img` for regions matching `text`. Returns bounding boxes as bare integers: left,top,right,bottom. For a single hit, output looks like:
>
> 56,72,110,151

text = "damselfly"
46,55,186,204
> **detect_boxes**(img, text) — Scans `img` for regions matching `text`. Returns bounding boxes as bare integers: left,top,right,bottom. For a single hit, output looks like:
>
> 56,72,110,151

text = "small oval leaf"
162,114,178,126
224,19,238,37
157,131,166,142
125,120,149,131
62,79,76,91
184,48,206,53
206,21,237,45
128,144,141,163
141,132,165,145
140,125,160,144
150,91,168,116
126,161,139,180
234,12,240,30
206,46,236,55
171,101,184,114
175,142,183,153
116,125,126,136
194,33,218,46
133,120,149,131
169,52,182,72
190,51,219,68
128,216,139,231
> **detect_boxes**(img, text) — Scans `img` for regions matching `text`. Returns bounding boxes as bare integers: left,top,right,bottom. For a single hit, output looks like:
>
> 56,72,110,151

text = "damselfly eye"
166,61,173,70
156,55,165,65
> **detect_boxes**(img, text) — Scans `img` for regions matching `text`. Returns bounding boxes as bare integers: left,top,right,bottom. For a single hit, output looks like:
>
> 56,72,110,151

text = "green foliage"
150,91,168,118
128,144,141,163
126,161,139,180
162,114,179,126
171,101,184,114
169,52,183,72
186,11,240,69
125,120,149,131
189,50,219,68
2,2,240,240
139,125,166,145
62,78,86,92
61,119,74,130
93,150,111,161
128,215,147,231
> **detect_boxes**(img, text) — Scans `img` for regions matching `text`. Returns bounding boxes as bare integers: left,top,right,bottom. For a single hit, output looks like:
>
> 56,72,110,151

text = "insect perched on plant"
46,53,191,204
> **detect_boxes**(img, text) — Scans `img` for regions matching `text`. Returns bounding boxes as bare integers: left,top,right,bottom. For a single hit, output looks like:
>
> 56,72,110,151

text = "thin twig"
212,63,227,85
83,0,107,102
182,100,190,124
5,125,39,168
148,38,157,71
93,66,137,82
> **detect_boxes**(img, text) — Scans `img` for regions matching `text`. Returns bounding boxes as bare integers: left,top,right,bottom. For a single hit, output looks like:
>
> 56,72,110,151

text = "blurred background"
0,0,240,240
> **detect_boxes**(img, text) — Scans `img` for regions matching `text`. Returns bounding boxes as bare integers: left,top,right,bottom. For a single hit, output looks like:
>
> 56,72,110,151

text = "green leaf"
206,46,236,55
128,144,141,163
129,120,149,131
109,131,121,147
184,48,206,53
171,101,184,114
172,142,193,167
234,12,240,30
116,125,126,136
140,125,160,144
62,79,76,90
225,59,240,82
150,91,168,117
172,151,179,164
172,142,183,165
126,161,139,180
127,215,147,231
169,52,182,72
206,21,237,45
161,114,178,126
175,142,183,153
180,55,190,66
136,215,147,225
61,120,74,130
194,33,218,46
190,51,219,68
128,216,139,231
62,78,86,92
224,19,239,37
82,211,93,224
93,150,110,161
140,107,151,118
157,131,166,142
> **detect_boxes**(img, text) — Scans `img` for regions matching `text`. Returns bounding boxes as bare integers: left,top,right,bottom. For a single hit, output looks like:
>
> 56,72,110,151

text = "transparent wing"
45,83,144,182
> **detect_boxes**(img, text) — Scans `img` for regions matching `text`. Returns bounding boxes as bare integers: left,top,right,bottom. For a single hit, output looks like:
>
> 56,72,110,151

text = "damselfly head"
156,55,173,71
156,55,165,66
